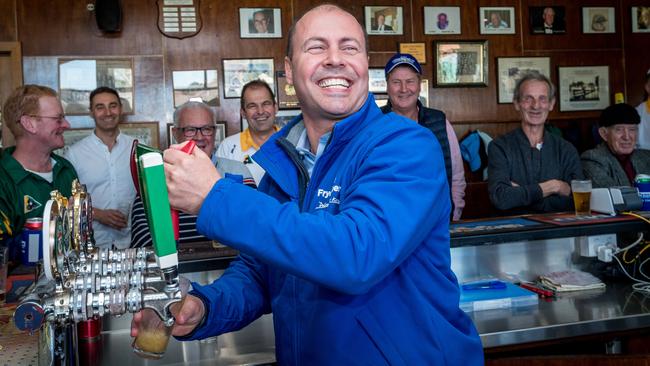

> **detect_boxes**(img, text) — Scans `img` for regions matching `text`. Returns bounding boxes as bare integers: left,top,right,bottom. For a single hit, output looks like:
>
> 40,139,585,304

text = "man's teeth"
319,79,349,88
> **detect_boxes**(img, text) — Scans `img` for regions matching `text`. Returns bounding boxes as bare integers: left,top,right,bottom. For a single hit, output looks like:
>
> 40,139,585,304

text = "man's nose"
324,48,344,66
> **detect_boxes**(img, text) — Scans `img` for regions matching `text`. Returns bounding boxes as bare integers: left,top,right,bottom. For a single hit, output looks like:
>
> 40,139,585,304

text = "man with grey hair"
133,4,483,365
130,101,255,247
488,71,583,214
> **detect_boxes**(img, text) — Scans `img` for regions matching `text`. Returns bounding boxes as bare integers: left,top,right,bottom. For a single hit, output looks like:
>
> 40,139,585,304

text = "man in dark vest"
381,53,466,220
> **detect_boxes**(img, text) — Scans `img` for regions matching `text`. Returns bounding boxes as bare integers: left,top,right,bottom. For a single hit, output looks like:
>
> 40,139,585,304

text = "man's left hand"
163,142,222,215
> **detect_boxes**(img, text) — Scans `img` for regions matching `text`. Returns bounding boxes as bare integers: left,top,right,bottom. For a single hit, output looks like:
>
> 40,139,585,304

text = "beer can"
635,174,650,211
20,217,43,265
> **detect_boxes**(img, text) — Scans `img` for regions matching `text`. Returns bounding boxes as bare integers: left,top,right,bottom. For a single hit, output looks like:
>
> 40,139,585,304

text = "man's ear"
284,56,293,85
598,127,608,142
19,115,36,134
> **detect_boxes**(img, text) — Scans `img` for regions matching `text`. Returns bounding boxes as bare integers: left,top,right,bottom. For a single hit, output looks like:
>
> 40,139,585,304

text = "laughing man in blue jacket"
137,4,483,365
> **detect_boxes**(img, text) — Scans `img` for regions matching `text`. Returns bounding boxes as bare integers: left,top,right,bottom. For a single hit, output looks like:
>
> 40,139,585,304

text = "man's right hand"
130,294,206,338
163,142,222,215
93,208,128,229
539,179,571,197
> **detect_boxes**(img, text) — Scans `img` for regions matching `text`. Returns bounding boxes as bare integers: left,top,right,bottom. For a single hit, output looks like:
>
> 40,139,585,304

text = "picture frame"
276,71,299,109
239,8,282,38
424,7,461,35
419,79,429,108
558,66,610,112
399,43,426,64
374,94,389,108
172,69,219,107
54,122,159,156
479,7,515,35
631,6,650,33
59,58,134,115
368,68,387,93
582,7,615,34
365,6,404,35
223,58,275,99
434,41,488,87
167,121,226,148
530,6,566,34
497,57,551,104
122,122,160,148
274,109,301,129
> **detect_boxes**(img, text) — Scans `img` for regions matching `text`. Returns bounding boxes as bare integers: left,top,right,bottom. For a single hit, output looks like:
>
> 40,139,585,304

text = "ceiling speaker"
95,0,122,33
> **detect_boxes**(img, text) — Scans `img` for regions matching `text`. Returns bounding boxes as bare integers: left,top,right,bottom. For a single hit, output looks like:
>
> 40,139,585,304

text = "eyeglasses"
178,125,216,137
27,114,67,123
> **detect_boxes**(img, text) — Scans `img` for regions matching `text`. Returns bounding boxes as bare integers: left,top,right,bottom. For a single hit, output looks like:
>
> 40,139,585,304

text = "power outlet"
577,234,617,257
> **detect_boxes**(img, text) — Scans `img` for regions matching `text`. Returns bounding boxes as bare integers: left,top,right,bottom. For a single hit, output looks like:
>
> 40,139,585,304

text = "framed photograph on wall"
55,122,159,155
223,58,275,99
631,6,650,33
274,109,301,129
582,7,615,34
59,58,134,115
497,57,551,104
369,68,387,93
434,41,488,87
374,94,389,108
365,6,403,35
479,7,515,34
424,7,461,35
276,71,299,109
558,66,610,112
419,79,429,107
399,43,426,64
529,6,566,34
172,69,219,107
239,8,282,38
167,121,226,148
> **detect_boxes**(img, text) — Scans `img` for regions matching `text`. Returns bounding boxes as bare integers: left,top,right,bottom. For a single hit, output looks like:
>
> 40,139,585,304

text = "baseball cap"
384,53,422,77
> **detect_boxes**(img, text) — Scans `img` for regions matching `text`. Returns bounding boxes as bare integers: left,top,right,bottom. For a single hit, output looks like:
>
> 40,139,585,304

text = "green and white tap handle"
138,151,178,274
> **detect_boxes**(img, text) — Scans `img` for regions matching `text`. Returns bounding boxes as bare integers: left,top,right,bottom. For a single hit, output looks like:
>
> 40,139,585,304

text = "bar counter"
5,214,649,365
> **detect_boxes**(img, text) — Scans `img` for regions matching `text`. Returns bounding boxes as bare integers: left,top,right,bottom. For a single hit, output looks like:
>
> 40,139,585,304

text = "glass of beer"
132,308,172,359
571,180,592,216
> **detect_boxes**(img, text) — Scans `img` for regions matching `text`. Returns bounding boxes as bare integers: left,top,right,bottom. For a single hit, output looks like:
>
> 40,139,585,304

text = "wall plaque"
157,0,202,39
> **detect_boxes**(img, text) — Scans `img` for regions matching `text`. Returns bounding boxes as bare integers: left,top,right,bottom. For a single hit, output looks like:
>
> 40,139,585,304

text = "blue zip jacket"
188,95,483,365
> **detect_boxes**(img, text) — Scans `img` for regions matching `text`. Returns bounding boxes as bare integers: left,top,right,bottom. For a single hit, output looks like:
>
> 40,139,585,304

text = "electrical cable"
612,252,650,293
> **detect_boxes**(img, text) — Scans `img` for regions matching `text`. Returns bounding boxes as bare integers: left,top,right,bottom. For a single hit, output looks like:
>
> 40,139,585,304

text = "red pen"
519,282,555,298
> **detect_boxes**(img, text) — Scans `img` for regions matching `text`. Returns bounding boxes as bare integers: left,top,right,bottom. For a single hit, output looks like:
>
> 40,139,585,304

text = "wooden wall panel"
1,0,648,146
17,0,161,56
0,0,16,41
622,0,649,106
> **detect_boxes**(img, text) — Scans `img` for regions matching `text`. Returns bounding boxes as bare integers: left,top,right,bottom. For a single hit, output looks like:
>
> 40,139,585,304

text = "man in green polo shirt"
0,85,78,247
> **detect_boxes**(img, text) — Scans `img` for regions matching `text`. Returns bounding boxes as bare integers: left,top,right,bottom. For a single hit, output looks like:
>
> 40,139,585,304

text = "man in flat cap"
582,103,650,187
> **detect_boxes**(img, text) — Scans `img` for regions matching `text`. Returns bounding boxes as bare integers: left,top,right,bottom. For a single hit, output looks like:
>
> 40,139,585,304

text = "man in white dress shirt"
65,87,136,249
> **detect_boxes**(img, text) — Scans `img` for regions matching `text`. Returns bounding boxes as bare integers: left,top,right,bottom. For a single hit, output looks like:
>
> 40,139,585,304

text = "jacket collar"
254,93,381,194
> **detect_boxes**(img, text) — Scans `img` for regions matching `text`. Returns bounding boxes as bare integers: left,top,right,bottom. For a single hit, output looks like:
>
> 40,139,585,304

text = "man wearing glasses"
65,87,136,249
0,85,78,248
130,101,255,247
217,80,279,185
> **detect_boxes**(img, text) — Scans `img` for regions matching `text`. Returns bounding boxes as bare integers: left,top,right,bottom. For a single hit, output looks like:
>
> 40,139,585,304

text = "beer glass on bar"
132,308,173,359
571,180,592,216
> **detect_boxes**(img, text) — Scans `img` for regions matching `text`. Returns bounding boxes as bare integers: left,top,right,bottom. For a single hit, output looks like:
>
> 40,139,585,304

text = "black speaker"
95,0,122,33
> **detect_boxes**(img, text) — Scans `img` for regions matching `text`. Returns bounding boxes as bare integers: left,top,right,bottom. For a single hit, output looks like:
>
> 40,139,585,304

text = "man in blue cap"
381,53,466,220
